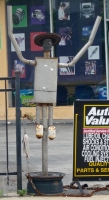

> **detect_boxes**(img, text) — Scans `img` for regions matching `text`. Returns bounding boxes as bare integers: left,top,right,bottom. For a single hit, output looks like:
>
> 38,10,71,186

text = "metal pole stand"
26,33,65,195
42,104,48,176
36,104,41,124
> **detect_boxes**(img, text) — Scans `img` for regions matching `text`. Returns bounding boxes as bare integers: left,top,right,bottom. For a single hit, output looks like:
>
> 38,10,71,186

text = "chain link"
23,118,26,133
27,173,45,196
26,157,30,174
22,119,44,196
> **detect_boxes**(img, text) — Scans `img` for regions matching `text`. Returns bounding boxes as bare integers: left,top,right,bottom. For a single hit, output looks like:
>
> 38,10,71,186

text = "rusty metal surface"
34,33,61,46
26,172,65,179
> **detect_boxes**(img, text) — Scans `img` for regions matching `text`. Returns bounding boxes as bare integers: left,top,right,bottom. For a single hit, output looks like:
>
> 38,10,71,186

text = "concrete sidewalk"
2,196,109,200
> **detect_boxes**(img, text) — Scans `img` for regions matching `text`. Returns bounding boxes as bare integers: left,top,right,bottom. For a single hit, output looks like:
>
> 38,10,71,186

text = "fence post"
15,70,22,190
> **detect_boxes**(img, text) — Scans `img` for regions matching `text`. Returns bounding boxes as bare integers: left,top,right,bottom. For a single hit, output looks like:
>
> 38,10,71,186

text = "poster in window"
85,61,96,75
11,33,25,52
12,5,27,28
59,56,75,75
30,32,46,51
80,3,95,19
58,27,72,46
88,46,100,60
12,60,26,78
31,6,45,24
82,26,92,37
58,2,70,20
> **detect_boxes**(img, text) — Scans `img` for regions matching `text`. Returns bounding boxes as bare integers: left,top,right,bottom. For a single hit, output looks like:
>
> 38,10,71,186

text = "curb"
0,120,73,126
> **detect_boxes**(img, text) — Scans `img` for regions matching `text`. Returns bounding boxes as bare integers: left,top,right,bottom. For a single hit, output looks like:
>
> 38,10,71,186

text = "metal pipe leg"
36,104,41,124
48,104,53,126
42,105,48,176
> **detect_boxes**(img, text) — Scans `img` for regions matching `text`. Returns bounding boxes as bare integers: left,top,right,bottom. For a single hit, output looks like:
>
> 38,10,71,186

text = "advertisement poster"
73,100,109,181
30,32,46,51
31,6,45,24
20,89,36,106
85,61,96,75
88,46,100,60
21,95,36,107
59,56,75,75
12,5,27,28
82,26,92,37
13,89,36,106
0,23,1,49
58,27,72,46
12,60,26,78
11,33,25,52
80,3,95,19
58,2,70,20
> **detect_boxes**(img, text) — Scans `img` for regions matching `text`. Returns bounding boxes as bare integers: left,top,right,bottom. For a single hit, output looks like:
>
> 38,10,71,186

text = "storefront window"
55,0,106,103
106,0,109,19
6,0,105,107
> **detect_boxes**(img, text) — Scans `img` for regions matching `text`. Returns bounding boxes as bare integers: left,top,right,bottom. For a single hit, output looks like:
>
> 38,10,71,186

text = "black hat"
34,33,61,47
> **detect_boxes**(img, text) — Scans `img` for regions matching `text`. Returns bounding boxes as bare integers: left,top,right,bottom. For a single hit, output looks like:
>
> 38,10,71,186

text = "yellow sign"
73,100,109,180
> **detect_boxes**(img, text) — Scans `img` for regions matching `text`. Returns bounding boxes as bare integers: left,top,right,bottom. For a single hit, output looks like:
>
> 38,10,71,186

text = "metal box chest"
34,57,58,103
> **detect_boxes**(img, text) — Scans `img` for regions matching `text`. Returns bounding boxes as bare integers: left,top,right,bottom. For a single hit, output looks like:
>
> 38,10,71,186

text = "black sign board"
73,100,109,181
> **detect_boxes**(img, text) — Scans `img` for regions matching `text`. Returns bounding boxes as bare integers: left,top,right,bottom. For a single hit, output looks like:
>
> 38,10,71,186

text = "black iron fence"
0,71,22,190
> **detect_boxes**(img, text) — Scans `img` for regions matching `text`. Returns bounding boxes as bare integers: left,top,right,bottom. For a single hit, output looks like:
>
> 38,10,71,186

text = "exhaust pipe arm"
7,6,101,68
58,16,102,68
7,6,36,66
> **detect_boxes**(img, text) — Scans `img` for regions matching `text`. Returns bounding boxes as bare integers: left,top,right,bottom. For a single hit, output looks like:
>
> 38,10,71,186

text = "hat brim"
34,33,61,47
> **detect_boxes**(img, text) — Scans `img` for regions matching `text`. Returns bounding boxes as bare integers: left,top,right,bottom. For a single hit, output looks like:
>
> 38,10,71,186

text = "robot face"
42,39,52,50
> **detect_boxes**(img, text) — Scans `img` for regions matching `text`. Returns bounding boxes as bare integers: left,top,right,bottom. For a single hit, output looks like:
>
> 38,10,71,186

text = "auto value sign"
73,100,109,181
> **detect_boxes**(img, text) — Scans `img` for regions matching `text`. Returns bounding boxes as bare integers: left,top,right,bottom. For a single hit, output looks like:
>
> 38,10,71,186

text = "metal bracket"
70,180,84,194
